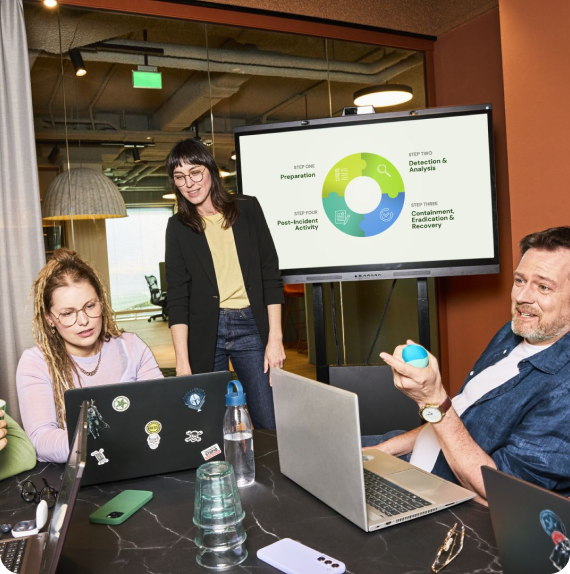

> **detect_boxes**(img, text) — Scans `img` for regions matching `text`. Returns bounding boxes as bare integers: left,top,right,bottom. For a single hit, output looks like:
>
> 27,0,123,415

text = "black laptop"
0,402,87,574
483,466,570,574
64,372,232,486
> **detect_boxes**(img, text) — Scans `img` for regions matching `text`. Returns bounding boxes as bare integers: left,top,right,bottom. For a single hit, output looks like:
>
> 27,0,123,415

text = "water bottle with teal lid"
223,380,255,487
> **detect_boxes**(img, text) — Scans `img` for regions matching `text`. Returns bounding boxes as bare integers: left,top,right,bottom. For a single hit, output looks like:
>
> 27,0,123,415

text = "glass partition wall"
26,1,435,363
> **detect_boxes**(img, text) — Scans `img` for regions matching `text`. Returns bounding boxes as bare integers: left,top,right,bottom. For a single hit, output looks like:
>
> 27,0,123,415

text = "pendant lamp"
42,168,127,221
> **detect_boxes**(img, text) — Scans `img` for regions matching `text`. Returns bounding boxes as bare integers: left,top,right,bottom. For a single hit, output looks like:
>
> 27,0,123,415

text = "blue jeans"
361,430,412,462
213,307,275,430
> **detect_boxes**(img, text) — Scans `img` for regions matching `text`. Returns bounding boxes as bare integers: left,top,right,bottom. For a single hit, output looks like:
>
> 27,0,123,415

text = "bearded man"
364,226,570,501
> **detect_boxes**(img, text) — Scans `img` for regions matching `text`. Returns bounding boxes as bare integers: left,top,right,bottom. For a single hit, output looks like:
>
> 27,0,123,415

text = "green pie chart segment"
322,153,405,237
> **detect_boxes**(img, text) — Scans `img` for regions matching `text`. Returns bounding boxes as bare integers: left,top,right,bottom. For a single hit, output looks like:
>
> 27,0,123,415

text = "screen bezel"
235,104,499,283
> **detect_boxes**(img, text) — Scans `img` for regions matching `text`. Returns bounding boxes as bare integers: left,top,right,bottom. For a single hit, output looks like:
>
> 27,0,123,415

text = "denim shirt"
432,322,570,495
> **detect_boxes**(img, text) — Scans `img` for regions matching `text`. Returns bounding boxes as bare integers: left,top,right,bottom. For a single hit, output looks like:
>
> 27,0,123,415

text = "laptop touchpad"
389,469,443,493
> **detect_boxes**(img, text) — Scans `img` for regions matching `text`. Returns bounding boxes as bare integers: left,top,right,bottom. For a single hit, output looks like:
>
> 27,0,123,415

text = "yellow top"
203,214,250,309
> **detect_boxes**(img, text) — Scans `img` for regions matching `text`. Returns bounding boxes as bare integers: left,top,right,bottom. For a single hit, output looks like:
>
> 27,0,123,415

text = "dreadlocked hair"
30,248,123,429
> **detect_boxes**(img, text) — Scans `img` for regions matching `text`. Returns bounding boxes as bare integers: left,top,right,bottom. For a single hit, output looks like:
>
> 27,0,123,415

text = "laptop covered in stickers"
64,371,232,486
482,466,570,574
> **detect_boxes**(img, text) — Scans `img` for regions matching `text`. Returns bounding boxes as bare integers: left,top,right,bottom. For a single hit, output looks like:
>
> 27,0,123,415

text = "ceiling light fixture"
132,147,142,163
69,49,87,77
353,85,413,108
219,169,231,178
230,151,236,161
43,0,58,7
162,193,176,200
42,168,127,221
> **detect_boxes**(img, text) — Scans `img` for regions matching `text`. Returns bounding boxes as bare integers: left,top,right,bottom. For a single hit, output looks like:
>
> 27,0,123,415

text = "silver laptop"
0,402,87,574
272,369,475,532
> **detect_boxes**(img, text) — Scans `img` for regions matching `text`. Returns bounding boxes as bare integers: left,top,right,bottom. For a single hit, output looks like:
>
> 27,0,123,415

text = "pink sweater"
16,333,163,463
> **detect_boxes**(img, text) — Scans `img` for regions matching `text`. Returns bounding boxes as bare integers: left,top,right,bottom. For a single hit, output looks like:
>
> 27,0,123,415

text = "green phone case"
89,490,153,525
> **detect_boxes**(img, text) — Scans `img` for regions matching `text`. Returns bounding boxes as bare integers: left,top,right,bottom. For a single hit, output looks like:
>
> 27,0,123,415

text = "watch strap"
439,396,452,415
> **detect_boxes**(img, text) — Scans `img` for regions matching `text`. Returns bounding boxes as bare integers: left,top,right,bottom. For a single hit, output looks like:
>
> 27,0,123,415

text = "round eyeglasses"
51,300,102,327
173,167,206,187
21,478,58,509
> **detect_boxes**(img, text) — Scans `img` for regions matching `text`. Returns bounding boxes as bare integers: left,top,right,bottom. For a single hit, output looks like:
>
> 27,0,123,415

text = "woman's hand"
264,338,286,372
176,364,192,377
0,416,8,451
264,338,286,386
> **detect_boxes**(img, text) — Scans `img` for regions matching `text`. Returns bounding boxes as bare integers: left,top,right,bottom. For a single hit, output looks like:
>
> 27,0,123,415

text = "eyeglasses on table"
431,522,465,573
21,478,58,509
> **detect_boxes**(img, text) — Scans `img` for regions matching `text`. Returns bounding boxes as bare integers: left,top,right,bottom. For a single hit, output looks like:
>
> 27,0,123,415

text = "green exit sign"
132,66,162,89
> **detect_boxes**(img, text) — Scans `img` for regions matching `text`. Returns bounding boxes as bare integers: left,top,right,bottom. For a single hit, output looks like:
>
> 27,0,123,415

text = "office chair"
145,275,167,322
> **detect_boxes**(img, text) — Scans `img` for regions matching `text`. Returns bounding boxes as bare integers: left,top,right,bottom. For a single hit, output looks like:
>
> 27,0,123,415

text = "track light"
47,146,60,163
353,85,413,108
43,0,57,7
230,151,236,161
132,148,141,163
69,49,87,77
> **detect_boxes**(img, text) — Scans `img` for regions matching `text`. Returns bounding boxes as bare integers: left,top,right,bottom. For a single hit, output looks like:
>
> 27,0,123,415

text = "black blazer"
165,195,284,373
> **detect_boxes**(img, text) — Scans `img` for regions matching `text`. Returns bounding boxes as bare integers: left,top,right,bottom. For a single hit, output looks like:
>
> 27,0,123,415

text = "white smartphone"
257,538,346,573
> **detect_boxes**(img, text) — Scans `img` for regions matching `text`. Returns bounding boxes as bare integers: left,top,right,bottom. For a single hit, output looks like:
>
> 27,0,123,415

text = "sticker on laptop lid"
183,388,206,412
145,420,162,450
145,420,162,434
540,509,570,571
201,443,222,461
112,396,130,412
147,434,161,450
185,430,203,443
87,399,110,439
91,448,109,465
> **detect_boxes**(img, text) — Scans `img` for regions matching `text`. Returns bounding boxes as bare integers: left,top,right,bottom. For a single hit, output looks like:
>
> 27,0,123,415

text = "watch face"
421,406,443,423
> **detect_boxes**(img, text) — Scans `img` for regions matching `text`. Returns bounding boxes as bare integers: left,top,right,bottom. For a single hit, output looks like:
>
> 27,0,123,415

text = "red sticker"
552,531,566,545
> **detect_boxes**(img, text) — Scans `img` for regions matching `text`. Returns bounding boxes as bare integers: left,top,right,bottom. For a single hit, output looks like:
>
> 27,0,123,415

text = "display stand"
312,283,329,384
312,278,431,384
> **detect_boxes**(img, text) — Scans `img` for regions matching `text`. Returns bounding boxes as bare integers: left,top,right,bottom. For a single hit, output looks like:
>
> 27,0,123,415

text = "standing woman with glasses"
16,249,162,463
166,139,285,430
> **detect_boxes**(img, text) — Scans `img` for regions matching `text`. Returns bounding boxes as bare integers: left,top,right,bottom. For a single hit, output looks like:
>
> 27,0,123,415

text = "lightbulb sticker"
322,153,405,237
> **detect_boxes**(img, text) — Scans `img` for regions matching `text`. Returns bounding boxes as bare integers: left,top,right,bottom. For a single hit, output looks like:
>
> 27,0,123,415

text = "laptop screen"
40,403,88,574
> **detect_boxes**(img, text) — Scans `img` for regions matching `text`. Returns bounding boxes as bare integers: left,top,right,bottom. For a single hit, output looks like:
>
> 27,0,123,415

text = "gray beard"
511,318,569,344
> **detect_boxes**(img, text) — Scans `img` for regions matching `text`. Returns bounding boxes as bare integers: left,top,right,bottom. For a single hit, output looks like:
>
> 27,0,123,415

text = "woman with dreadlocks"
16,249,162,463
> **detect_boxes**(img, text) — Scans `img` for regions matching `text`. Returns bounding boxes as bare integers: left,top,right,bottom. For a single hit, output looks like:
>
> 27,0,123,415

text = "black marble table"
0,431,502,573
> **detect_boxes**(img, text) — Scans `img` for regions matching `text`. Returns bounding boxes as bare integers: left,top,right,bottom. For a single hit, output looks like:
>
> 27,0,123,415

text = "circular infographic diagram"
322,153,405,237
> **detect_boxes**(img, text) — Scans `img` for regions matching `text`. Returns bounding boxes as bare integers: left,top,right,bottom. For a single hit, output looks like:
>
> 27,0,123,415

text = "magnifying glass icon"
377,164,391,177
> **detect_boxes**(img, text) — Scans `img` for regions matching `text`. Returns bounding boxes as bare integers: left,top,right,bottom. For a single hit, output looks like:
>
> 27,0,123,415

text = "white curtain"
0,0,45,423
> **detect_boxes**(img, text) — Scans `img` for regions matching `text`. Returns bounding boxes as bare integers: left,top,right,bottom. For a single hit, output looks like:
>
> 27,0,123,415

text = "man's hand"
379,339,448,408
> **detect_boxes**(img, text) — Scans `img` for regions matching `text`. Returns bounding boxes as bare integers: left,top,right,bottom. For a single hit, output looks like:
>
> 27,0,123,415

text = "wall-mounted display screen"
235,104,499,283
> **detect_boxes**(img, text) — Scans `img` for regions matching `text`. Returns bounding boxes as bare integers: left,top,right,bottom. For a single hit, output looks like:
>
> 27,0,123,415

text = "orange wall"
433,9,513,395
499,0,570,262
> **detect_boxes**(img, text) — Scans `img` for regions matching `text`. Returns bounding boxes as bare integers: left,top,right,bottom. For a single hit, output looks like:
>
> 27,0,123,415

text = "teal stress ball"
402,344,429,368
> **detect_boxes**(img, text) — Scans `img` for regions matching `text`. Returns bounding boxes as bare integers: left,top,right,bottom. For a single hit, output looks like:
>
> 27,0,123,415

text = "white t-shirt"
410,340,549,472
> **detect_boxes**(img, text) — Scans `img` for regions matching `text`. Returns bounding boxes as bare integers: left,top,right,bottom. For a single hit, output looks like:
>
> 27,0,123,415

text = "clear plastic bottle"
223,380,255,487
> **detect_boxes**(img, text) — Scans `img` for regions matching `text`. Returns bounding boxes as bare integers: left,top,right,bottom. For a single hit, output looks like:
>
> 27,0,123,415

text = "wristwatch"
419,396,452,423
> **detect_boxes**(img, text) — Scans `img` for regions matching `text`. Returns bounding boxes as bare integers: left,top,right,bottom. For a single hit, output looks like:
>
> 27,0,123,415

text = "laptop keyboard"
364,469,431,516
0,538,28,573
